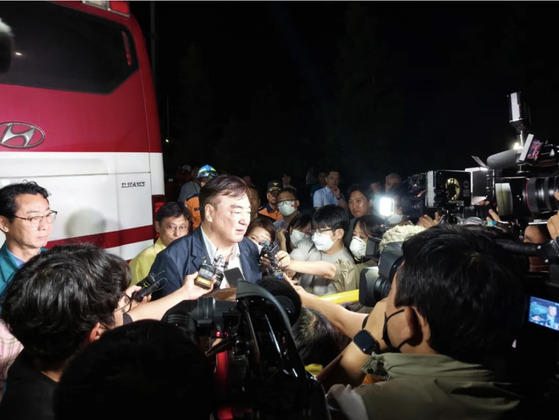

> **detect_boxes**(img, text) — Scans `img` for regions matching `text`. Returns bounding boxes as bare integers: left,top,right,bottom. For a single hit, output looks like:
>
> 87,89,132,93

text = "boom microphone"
486,149,521,170
496,238,559,262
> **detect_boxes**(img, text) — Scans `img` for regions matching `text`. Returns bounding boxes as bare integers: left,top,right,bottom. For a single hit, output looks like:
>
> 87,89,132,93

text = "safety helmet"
197,164,218,180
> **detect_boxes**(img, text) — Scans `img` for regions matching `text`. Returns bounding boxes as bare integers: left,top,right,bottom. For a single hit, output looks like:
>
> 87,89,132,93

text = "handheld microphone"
133,272,167,302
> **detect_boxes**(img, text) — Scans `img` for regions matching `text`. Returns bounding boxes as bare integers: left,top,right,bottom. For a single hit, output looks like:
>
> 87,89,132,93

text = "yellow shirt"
128,237,166,285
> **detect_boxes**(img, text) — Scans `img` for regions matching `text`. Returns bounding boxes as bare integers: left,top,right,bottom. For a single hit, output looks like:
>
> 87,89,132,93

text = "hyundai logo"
0,122,45,149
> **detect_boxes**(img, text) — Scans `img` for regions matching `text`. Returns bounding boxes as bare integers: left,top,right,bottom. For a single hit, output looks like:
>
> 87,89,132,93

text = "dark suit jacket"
148,228,261,299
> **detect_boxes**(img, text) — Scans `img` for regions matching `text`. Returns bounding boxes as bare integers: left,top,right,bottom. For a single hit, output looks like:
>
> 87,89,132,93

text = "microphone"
486,149,521,170
133,272,167,302
496,238,559,262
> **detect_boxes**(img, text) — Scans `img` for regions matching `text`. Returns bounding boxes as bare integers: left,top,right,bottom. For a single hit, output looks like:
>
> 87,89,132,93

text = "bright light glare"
378,196,394,217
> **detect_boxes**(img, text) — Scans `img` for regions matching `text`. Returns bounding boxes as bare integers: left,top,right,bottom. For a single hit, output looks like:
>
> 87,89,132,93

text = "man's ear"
88,322,107,344
334,228,345,241
0,215,9,233
205,204,214,223
401,306,430,348
154,221,161,235
397,306,422,346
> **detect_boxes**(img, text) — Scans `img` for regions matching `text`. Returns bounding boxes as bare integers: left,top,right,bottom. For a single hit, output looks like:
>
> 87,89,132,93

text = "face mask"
312,232,334,252
386,213,404,225
278,201,296,217
256,243,264,254
349,236,367,260
382,308,406,352
290,230,307,248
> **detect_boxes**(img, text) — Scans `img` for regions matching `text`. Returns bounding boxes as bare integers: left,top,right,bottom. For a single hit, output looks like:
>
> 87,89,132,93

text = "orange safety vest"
185,194,201,230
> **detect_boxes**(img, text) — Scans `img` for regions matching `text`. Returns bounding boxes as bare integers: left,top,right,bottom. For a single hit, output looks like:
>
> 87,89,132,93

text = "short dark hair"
397,224,528,363
288,213,312,232
354,214,385,239
312,205,349,235
54,320,216,420
246,216,276,242
199,174,247,221
292,306,349,367
0,181,50,221
1,243,130,363
277,187,298,200
347,183,371,201
155,201,191,223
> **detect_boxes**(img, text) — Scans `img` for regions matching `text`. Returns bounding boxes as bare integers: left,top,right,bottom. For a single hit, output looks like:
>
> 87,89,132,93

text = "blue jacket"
148,228,262,299
0,243,47,308
0,243,19,300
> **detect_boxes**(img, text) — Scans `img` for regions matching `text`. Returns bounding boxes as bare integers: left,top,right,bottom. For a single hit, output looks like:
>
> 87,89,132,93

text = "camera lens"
525,176,559,217
373,276,392,303
497,176,559,219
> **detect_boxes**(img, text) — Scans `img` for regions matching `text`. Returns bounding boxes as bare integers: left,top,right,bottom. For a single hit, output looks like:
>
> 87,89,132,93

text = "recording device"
162,280,329,419
133,271,167,302
528,296,559,332
359,241,403,307
361,91,559,407
392,169,477,222
195,263,224,290
259,241,283,277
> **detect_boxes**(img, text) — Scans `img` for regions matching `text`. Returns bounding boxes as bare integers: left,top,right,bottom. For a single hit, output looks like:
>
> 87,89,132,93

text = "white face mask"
278,200,296,217
290,229,308,248
349,236,367,259
312,231,335,252
256,243,264,254
386,213,404,225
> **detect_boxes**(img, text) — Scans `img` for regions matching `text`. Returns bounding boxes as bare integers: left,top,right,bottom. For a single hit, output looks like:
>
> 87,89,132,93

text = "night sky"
130,1,559,190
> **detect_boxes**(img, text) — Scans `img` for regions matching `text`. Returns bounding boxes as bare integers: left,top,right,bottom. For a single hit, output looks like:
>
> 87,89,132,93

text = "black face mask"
382,308,406,352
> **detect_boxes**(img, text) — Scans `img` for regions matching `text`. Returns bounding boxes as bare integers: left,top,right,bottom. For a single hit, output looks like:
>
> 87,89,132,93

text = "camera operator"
324,224,528,420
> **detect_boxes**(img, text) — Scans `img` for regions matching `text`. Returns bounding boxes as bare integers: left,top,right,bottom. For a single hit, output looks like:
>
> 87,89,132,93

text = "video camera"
360,92,559,405
394,169,479,223
161,280,329,420
359,241,403,307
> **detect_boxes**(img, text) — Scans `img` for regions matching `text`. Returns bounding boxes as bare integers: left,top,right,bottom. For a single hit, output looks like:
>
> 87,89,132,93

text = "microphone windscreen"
486,149,520,170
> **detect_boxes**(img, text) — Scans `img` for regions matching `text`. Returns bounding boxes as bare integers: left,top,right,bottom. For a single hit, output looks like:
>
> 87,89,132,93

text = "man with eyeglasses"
289,204,356,296
0,181,56,402
128,201,191,285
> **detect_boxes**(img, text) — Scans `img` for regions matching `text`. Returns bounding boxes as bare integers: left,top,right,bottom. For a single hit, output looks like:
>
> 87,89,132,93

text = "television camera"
381,92,559,226
161,280,329,420
361,91,559,408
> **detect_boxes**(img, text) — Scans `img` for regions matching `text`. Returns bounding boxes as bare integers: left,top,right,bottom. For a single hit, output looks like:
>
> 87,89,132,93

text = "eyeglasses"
115,293,133,314
310,228,333,235
164,224,188,233
13,210,58,227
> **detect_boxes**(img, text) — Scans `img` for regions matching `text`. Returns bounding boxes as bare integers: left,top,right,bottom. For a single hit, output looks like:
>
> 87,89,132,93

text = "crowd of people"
0,166,557,419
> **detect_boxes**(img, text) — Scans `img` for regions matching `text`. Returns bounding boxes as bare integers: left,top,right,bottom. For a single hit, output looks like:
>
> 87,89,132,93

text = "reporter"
327,224,528,420
0,243,213,420
54,320,215,420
